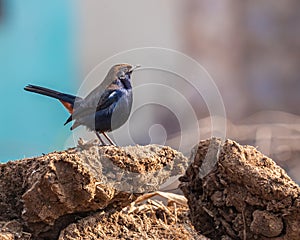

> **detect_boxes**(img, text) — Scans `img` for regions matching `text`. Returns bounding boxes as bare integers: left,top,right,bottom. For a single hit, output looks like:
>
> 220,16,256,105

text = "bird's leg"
95,132,106,146
102,132,116,146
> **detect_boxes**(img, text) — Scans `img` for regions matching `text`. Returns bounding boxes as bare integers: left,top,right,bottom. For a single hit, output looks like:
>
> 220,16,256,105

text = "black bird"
24,63,140,145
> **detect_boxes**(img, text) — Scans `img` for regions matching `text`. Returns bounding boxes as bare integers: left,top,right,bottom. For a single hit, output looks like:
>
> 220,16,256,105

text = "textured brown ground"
1,138,299,240
0,141,190,240
59,200,203,240
180,138,300,240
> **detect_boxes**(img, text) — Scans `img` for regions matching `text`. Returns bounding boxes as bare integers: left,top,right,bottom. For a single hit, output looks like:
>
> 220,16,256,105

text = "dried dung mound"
180,138,300,240
0,141,188,240
59,199,204,240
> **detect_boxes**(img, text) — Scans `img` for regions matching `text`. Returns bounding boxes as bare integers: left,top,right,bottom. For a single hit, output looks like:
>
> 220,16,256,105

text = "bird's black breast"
120,74,132,90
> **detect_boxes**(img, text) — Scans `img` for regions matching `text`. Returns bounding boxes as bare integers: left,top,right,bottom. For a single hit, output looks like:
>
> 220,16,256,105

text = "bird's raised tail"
24,84,82,114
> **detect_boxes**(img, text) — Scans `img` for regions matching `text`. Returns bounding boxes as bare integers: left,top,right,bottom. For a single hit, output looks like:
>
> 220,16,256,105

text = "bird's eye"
118,71,126,80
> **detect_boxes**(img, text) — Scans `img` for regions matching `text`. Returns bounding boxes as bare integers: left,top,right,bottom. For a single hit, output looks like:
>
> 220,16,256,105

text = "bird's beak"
129,64,141,73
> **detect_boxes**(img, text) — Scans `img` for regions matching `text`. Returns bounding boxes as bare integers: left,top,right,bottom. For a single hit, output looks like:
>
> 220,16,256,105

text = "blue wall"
0,0,77,161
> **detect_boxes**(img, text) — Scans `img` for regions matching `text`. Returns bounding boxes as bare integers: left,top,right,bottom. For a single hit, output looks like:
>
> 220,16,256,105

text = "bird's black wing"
96,89,123,111
64,89,123,125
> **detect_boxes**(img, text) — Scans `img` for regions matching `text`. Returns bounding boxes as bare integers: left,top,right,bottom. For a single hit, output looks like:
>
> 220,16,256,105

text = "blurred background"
0,0,299,182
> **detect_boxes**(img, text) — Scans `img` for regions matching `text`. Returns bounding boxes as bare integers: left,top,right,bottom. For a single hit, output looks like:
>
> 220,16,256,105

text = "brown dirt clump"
180,138,300,240
59,199,204,240
0,141,188,240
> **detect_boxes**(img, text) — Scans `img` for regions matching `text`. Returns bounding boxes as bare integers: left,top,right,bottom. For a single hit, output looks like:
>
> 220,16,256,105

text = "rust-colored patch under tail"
59,100,73,114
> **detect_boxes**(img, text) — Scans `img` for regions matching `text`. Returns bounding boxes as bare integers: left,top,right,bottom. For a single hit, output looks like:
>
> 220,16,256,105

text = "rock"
180,138,300,240
250,210,283,237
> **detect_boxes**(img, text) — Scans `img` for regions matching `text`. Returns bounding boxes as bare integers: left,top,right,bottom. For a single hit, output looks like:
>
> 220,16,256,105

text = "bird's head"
109,63,140,89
